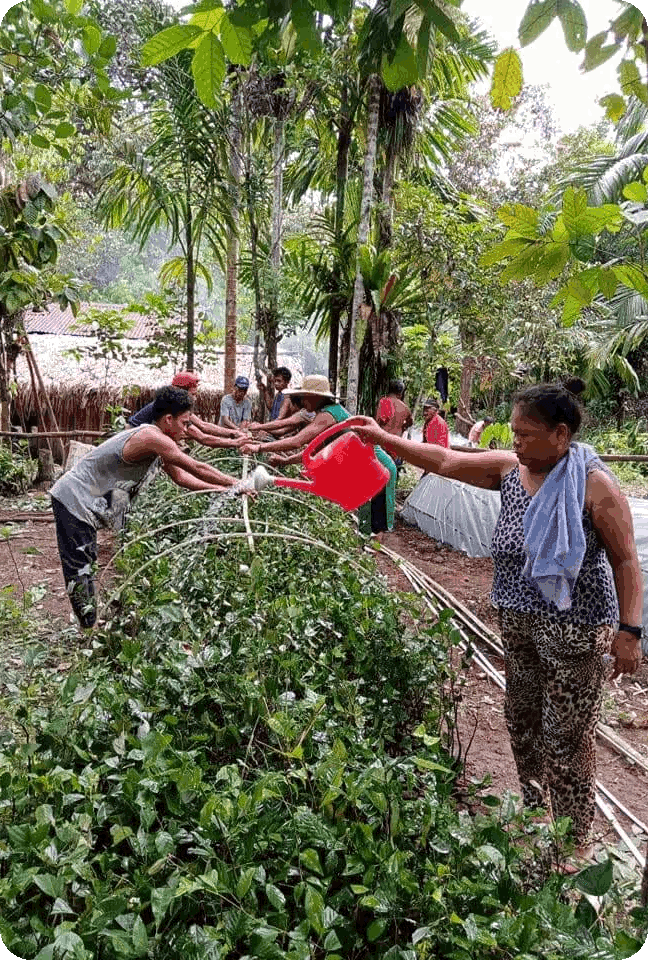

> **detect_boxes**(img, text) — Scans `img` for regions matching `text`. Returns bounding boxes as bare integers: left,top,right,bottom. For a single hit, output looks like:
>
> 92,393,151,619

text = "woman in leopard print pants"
353,382,643,847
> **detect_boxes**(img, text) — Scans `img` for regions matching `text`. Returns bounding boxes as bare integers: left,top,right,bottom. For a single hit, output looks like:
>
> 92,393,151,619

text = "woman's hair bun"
562,377,586,397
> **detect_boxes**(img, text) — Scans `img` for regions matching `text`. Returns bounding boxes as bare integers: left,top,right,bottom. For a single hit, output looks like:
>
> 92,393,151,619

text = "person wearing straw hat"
240,375,398,534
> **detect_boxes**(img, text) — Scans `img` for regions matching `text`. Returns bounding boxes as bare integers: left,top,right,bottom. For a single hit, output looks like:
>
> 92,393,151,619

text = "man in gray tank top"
50,386,242,629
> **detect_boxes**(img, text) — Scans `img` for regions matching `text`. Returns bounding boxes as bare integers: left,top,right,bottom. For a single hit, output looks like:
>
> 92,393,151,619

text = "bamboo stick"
596,780,648,835
241,455,254,553
595,795,646,868
23,350,53,457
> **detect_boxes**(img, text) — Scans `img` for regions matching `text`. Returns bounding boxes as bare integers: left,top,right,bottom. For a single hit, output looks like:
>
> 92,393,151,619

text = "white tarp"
401,474,648,654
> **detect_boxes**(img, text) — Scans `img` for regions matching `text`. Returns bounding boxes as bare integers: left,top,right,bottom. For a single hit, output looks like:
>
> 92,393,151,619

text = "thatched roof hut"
14,303,303,435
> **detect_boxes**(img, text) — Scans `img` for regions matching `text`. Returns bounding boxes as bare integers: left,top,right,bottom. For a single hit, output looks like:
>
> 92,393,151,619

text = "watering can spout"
249,465,313,494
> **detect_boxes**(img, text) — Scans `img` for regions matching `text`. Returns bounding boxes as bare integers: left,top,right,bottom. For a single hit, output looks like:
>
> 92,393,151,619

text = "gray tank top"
50,426,158,527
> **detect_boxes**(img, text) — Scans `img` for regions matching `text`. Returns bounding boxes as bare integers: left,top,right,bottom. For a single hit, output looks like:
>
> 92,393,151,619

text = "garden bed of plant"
0,456,646,959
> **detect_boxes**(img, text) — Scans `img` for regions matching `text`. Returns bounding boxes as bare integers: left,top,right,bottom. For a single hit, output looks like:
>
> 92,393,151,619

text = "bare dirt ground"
1,490,646,865
374,517,648,857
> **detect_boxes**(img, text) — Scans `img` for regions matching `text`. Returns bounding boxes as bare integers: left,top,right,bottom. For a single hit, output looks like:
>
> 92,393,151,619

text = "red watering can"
248,418,390,511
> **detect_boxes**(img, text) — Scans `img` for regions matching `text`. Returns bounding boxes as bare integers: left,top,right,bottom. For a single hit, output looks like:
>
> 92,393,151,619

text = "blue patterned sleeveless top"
490,467,618,625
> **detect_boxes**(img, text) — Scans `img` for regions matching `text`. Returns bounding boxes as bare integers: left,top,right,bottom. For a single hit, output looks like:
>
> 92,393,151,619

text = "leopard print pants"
499,609,613,843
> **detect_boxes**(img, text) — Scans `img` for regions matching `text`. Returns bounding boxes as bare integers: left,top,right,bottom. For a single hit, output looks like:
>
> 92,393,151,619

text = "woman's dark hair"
152,386,193,420
513,381,585,434
388,379,405,397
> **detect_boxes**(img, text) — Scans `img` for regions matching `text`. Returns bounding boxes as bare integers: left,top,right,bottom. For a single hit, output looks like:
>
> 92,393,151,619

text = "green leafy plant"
480,422,513,449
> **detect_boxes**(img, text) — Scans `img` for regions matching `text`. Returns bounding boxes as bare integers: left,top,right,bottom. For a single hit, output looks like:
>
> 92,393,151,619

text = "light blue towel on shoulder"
522,442,605,611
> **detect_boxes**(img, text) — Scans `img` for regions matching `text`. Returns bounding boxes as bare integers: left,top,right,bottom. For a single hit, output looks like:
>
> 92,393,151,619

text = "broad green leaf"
581,30,619,72
34,874,64,899
191,32,226,108
499,243,546,283
237,866,256,898
300,847,322,874
518,0,557,47
191,7,225,30
34,84,51,111
535,241,570,280
65,0,83,11
561,186,587,235
599,92,626,122
132,916,148,957
611,2,644,39
304,884,324,933
382,34,419,91
266,883,286,909
110,823,133,844
220,13,253,66
31,133,50,149
623,181,647,202
99,35,117,58
291,0,321,52
615,930,643,958
574,858,613,896
619,59,647,103
614,263,648,297
565,276,593,305
414,0,460,44
151,885,175,928
490,48,523,111
497,202,538,238
367,919,387,941
561,293,583,326
82,24,102,55
54,122,75,138
598,267,618,299
556,0,587,52
141,25,202,66
479,237,530,267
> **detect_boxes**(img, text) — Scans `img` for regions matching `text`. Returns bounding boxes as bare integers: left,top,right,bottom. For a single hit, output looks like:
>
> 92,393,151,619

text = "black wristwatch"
618,622,643,639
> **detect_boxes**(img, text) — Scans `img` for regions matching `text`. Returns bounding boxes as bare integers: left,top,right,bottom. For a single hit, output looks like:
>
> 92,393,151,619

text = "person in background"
248,396,315,441
351,381,643,857
468,416,495,447
422,399,449,447
128,371,243,448
219,376,252,430
376,379,412,472
241,375,398,535
51,387,245,629
268,367,293,421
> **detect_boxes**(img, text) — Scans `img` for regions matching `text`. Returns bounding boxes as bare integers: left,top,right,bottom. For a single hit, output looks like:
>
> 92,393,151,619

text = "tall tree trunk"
456,331,477,437
347,73,382,415
265,115,284,374
378,145,396,250
225,79,242,394
185,194,195,371
329,98,352,393
0,315,10,436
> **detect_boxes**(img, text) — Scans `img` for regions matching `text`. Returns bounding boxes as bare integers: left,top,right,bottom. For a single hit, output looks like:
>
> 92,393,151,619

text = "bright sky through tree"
461,0,639,134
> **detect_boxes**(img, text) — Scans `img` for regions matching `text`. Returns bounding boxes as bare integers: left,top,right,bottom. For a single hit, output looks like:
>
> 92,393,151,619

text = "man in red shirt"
422,399,449,447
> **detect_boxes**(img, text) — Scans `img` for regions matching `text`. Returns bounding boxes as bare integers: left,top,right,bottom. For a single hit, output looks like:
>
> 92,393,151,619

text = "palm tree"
97,51,232,370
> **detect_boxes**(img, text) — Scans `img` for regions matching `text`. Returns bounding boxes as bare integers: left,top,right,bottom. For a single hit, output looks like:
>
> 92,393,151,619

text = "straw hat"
284,375,335,400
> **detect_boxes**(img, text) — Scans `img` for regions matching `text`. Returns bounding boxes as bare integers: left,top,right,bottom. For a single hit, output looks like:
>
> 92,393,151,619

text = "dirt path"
375,519,648,856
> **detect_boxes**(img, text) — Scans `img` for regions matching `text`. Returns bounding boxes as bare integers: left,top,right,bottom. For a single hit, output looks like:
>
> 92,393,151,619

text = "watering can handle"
302,417,371,470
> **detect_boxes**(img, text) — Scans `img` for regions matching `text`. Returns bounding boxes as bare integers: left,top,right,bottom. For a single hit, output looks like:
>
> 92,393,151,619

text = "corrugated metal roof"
23,302,158,339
